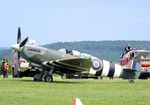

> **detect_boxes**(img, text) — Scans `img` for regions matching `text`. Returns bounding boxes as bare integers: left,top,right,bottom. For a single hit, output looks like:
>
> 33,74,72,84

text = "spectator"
124,44,132,53
2,59,9,78
121,44,133,58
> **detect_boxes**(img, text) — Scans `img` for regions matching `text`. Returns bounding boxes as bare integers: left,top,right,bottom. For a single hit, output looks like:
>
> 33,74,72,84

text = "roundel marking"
92,59,103,71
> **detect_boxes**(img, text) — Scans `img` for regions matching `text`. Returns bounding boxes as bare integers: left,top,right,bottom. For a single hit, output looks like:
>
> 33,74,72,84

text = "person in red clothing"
2,59,9,78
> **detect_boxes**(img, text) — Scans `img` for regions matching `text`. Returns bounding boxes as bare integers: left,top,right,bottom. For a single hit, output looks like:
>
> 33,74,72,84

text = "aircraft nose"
12,44,21,52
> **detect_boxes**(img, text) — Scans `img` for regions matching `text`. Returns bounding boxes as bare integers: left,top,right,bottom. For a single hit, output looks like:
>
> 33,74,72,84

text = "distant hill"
0,49,12,60
1,41,150,62
0,47,10,50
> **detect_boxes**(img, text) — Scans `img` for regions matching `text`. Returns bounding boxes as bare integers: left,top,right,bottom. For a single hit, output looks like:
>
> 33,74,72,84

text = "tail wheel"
44,75,53,83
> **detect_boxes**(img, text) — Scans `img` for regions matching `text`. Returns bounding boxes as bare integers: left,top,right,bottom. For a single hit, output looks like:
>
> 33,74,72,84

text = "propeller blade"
17,27,21,44
18,52,20,60
19,37,28,47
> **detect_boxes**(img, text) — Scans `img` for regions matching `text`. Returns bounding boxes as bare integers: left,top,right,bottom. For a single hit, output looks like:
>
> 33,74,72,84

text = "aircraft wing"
43,58,92,72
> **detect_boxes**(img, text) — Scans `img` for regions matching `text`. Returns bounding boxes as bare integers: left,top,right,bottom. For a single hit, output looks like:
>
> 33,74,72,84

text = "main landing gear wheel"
34,74,42,81
44,75,53,83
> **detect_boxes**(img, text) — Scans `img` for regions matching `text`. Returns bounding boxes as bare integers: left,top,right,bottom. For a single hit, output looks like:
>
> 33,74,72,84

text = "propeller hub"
12,44,23,52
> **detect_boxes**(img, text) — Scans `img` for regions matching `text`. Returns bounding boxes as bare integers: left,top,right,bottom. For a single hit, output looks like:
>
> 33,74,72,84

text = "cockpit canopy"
27,39,38,46
59,48,97,59
59,48,81,57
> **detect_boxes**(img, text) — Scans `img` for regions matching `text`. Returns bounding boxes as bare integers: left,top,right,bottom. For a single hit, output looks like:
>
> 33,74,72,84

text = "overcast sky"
0,0,150,47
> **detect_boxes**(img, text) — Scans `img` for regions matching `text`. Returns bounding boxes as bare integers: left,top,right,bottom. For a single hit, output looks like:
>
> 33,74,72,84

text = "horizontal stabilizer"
120,68,140,79
123,68,137,72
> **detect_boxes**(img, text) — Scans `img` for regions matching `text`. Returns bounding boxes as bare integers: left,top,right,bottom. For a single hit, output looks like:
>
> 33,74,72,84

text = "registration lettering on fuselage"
27,48,41,54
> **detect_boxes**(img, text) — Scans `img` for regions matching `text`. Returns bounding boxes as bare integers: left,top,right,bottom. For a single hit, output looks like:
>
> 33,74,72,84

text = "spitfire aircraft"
12,28,144,83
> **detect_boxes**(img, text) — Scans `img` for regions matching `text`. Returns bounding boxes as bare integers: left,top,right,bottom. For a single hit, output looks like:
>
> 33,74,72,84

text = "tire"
44,75,53,82
34,74,42,81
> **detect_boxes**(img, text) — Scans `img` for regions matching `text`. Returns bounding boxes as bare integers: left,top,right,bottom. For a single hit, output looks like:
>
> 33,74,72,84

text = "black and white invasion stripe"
90,59,122,78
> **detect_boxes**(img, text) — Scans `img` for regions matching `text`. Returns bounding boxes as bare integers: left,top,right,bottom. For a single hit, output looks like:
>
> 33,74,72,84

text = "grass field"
0,77,150,105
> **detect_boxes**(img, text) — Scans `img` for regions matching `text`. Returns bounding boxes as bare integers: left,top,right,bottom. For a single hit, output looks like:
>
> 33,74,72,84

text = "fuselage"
21,45,75,67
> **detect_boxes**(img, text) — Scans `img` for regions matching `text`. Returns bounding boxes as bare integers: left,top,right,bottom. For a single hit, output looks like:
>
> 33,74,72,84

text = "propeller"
12,27,29,77
12,27,28,56
12,27,29,52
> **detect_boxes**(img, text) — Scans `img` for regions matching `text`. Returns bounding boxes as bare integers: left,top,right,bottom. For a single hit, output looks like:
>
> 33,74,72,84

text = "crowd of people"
0,59,10,78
